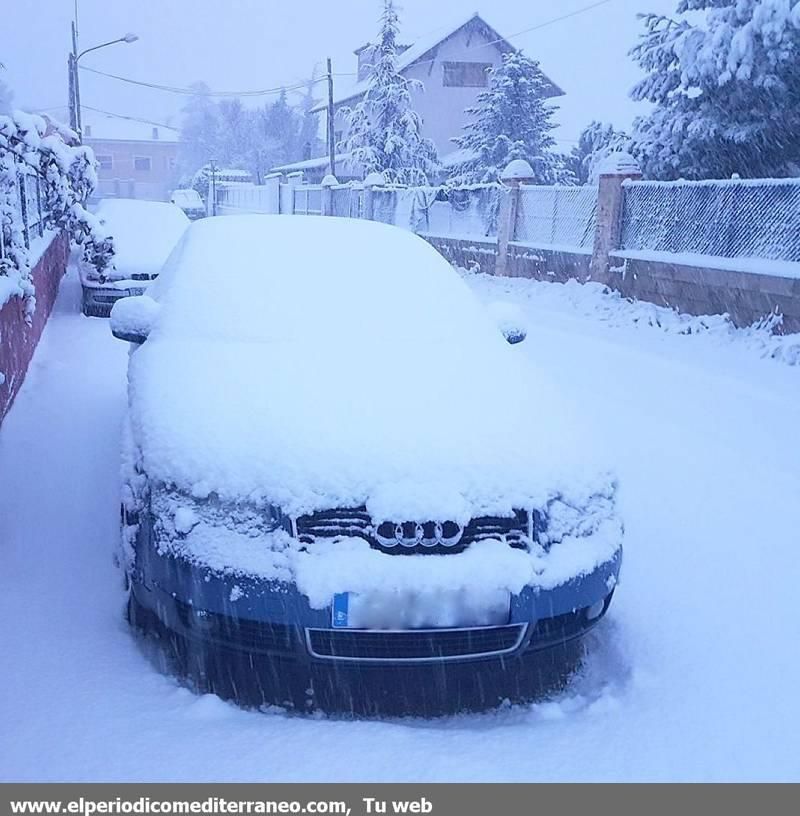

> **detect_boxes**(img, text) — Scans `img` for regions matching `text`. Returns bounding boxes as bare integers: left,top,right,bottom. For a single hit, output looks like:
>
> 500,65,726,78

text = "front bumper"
129,532,620,716
81,283,148,317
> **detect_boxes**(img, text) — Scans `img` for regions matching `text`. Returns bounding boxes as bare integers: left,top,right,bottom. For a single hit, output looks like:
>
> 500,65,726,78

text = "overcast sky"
1,0,676,145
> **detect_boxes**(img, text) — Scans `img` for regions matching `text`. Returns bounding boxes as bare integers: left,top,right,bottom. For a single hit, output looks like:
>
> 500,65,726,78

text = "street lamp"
68,27,139,139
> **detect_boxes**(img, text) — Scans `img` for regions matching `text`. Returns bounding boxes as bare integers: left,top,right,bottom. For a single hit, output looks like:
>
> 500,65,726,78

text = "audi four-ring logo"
374,520,464,549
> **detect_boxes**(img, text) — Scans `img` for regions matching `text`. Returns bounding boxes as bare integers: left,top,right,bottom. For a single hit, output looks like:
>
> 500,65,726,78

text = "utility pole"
67,54,77,131
326,57,336,177
209,160,218,216
69,21,79,134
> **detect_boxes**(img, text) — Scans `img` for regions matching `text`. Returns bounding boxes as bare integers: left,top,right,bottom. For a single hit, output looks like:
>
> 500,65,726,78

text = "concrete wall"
0,233,69,427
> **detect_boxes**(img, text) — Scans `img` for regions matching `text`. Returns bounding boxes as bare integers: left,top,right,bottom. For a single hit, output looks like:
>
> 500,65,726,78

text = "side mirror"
110,295,160,344
487,301,528,345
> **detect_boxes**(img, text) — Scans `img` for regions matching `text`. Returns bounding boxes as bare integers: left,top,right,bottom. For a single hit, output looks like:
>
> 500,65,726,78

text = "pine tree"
630,1,800,179
449,51,567,185
340,0,438,185
567,121,630,185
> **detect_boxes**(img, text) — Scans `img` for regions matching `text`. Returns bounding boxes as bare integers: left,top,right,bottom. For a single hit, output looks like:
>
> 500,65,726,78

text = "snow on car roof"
130,215,612,523
170,189,203,208
97,199,190,278
151,215,503,343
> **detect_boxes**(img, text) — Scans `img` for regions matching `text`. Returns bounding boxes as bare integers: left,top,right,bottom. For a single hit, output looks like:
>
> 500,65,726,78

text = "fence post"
363,172,385,221
285,172,304,215
321,174,338,216
590,153,642,284
496,160,534,277
17,171,30,250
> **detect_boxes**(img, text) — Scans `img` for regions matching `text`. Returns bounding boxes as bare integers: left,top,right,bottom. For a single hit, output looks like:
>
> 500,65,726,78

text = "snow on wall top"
128,214,612,520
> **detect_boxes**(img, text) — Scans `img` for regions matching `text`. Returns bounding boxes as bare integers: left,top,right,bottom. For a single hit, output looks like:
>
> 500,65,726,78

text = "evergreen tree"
340,0,438,185
630,1,800,179
567,121,630,185
449,51,567,185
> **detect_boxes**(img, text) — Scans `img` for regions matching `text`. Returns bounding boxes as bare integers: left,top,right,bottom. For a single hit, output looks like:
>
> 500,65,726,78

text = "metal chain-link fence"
620,178,800,262
514,185,597,251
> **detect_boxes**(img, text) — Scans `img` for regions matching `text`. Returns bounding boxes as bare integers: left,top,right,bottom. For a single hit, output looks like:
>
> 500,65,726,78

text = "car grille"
306,624,528,662
295,507,537,554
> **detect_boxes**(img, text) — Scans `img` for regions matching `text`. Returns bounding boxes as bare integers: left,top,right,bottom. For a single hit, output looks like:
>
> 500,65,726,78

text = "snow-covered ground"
1,265,799,782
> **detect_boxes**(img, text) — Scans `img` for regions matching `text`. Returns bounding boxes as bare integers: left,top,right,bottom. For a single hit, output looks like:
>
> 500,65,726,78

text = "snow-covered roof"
130,214,605,522
311,12,562,113
82,114,180,143
272,155,335,172
271,152,362,177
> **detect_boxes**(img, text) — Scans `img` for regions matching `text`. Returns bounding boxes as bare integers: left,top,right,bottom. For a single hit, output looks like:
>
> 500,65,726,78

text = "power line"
390,1,619,72
78,65,316,98
81,105,176,130
77,2,616,100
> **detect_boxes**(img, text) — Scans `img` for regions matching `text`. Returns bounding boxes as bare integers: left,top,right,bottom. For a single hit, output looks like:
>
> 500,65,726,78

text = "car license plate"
129,287,145,296
331,589,510,629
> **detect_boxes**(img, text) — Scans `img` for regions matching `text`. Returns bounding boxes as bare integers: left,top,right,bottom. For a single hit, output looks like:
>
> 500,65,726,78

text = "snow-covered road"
1,268,799,781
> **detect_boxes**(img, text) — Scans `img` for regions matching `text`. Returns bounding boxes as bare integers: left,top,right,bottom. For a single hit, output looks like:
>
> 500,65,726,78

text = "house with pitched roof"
82,114,181,202
272,12,563,183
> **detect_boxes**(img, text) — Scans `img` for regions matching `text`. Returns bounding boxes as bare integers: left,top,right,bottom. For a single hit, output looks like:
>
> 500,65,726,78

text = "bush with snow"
0,110,113,313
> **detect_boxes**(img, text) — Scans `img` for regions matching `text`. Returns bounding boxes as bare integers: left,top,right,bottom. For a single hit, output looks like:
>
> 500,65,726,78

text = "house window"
442,61,492,88
166,156,177,170
96,155,113,171
134,156,152,171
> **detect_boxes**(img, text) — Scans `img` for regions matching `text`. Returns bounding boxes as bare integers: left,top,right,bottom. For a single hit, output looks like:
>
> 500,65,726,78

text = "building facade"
274,13,562,182
83,116,181,202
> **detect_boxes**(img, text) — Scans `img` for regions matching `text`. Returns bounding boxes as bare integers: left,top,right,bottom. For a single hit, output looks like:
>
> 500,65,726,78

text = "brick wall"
0,233,69,426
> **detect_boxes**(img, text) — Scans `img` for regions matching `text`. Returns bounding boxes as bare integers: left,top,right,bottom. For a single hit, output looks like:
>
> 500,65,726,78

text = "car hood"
127,335,606,521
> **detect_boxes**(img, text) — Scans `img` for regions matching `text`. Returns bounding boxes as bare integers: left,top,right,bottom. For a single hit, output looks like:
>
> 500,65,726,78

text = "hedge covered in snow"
0,111,114,315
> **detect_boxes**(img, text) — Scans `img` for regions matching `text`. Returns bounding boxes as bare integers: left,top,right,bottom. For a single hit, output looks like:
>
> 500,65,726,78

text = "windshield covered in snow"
148,215,505,347
97,199,190,277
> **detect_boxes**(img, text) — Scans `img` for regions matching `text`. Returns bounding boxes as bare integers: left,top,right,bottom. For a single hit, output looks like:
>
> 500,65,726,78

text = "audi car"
80,199,190,317
112,214,622,716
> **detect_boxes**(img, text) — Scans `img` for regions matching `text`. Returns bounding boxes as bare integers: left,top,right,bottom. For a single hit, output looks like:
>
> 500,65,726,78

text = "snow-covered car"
111,215,623,716
169,188,206,220
80,199,190,317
